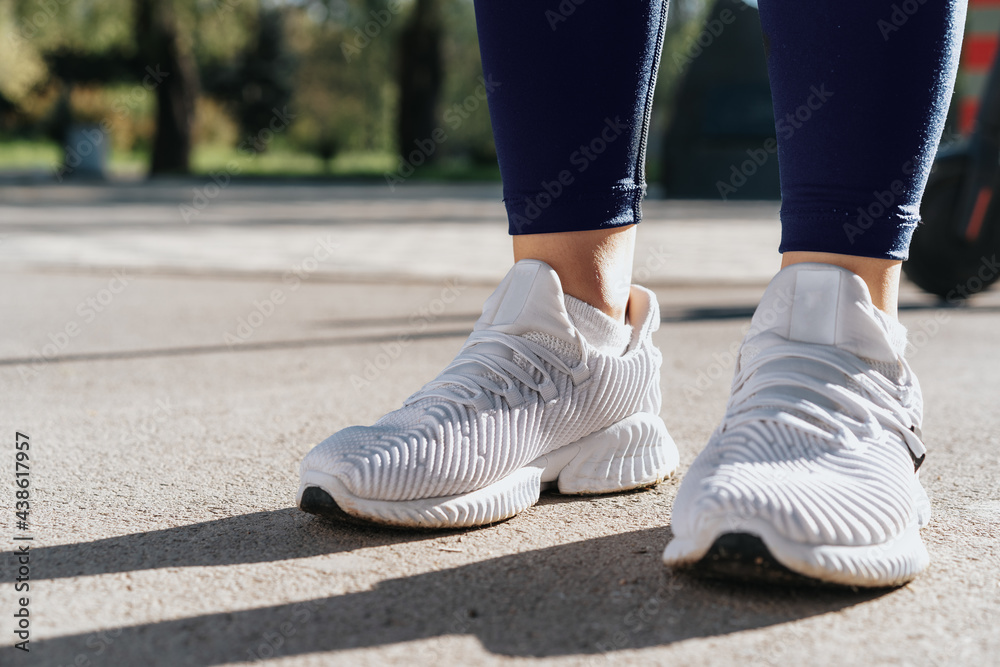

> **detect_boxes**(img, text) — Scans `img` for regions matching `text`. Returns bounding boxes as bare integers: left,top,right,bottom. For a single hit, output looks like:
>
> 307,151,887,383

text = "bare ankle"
512,226,636,322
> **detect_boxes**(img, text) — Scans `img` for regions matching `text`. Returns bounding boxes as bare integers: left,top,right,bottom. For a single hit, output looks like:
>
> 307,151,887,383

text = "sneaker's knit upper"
671,264,928,549
301,260,664,501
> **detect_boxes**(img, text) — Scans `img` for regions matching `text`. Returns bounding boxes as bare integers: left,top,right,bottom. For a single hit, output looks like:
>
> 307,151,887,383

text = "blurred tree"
285,0,399,163
135,0,200,173
397,0,443,163
0,89,19,132
437,0,494,165
4,0,505,176
201,6,296,153
40,47,141,146
4,0,256,173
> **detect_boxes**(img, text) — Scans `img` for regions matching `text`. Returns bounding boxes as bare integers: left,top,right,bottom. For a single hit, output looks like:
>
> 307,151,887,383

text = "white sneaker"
663,263,930,587
298,260,679,528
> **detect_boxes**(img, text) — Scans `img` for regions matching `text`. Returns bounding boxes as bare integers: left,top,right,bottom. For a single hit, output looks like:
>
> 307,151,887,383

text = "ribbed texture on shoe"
564,295,633,357
678,420,918,546
301,260,664,502
669,263,929,583
347,468,544,528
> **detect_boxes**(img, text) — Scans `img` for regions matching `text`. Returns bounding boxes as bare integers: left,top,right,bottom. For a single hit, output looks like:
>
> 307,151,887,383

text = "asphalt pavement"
1,181,998,666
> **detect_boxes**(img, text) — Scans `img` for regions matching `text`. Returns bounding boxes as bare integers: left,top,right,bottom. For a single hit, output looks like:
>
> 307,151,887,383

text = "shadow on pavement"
0,329,474,367
24,523,892,663
0,508,443,582
659,299,1000,323
1,300,995,368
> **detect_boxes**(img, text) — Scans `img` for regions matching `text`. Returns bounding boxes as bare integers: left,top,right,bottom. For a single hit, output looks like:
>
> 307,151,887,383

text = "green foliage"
283,0,495,168
437,0,494,164
200,5,296,150
8,0,135,54
284,0,402,160
1,0,501,176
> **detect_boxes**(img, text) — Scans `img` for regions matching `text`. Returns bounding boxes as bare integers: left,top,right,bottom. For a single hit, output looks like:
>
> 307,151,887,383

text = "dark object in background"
0,90,17,131
904,37,1000,299
201,8,296,154
135,0,200,175
43,47,144,179
397,0,444,164
659,0,778,200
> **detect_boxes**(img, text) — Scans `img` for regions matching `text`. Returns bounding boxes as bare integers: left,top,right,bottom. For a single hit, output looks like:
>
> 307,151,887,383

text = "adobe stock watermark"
508,116,629,233
52,65,170,182
51,625,127,666
944,254,1000,303
716,83,833,200
349,278,464,389
842,160,916,245
588,578,686,663
244,600,325,662
545,0,587,31
878,0,930,41
632,245,670,285
179,106,296,223
340,0,404,62
904,310,952,358
449,607,481,634
223,236,338,347
608,245,670,309
6,0,71,46
18,269,132,383
214,0,247,15
384,75,501,190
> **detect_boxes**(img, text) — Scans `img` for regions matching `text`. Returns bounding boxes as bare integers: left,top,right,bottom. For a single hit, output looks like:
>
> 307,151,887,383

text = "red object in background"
958,0,1000,134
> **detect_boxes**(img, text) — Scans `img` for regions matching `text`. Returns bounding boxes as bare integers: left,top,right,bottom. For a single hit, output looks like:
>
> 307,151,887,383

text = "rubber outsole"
298,412,678,529
663,515,928,588
299,486,374,528
670,533,862,588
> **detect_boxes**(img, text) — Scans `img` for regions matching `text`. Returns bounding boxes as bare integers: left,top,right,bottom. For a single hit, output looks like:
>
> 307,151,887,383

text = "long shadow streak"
24,524,891,663
0,508,444,583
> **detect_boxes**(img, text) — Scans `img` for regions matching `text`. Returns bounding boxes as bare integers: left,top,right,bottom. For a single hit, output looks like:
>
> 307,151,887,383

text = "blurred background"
0,0,976,195
0,0,786,194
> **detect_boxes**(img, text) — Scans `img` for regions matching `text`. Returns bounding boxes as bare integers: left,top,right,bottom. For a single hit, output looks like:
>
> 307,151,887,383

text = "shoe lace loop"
404,329,590,410
725,338,926,463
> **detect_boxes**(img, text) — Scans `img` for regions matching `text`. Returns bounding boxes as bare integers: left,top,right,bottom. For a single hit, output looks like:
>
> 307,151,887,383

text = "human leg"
663,0,966,586
512,226,636,322
298,1,677,527
771,0,965,316
473,0,667,322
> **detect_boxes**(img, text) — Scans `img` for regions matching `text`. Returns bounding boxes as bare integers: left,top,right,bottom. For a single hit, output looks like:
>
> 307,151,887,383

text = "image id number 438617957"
13,431,32,652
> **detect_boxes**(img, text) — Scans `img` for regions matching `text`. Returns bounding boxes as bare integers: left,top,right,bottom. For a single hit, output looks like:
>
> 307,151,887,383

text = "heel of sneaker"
544,412,679,495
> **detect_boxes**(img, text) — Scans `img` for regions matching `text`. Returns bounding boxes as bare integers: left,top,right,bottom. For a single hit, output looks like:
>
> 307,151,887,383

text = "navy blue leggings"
474,0,965,260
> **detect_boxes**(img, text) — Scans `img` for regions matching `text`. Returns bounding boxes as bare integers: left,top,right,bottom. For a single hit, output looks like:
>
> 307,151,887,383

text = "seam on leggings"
634,0,668,189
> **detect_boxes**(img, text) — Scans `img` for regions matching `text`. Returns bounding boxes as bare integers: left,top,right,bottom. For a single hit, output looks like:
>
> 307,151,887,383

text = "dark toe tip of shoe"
681,533,827,588
299,486,365,525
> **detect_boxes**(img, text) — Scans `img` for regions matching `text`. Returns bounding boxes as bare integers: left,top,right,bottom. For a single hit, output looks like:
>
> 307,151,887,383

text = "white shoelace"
404,330,591,411
723,335,926,467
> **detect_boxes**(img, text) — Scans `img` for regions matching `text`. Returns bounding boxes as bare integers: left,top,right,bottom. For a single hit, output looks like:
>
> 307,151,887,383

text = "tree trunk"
397,0,444,163
135,0,199,175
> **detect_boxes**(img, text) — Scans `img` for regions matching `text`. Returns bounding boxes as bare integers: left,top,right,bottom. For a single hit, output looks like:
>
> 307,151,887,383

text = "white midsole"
298,412,679,528
662,515,929,587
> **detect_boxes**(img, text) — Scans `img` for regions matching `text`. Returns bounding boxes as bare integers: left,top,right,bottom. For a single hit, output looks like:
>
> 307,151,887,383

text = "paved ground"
1,182,998,666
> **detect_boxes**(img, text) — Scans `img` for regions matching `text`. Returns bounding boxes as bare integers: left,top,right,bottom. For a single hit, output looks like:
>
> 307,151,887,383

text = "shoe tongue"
748,263,906,363
474,260,579,348
420,261,578,402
